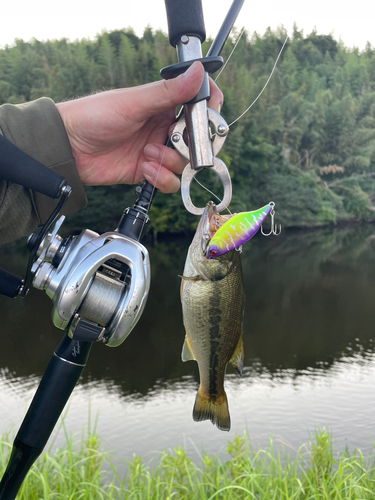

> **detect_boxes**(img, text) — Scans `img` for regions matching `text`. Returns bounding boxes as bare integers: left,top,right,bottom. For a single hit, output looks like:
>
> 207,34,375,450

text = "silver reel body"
31,217,150,347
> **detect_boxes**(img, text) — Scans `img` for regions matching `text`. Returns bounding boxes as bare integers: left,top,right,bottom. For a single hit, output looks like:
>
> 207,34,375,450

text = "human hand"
56,62,223,193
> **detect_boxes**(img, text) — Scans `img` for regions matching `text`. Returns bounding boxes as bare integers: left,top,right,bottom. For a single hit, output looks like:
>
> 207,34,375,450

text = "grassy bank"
1,429,375,499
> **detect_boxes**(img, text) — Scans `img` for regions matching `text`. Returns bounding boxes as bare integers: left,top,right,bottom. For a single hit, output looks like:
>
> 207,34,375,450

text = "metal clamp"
171,108,231,215
181,157,232,215
171,108,229,162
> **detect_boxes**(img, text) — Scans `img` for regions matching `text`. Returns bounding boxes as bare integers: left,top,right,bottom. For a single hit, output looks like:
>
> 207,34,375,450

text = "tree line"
1,26,375,235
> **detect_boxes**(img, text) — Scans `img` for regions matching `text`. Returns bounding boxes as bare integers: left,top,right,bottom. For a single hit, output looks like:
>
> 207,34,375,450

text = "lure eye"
209,249,217,257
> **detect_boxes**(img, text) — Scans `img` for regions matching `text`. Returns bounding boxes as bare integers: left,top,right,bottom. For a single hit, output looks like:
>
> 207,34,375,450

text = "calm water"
1,226,375,464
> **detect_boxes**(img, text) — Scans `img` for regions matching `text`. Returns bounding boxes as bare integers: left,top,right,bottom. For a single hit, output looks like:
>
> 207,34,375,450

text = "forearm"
0,98,87,245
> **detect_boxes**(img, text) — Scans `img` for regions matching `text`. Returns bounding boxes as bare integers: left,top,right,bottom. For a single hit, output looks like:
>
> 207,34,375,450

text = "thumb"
131,61,205,119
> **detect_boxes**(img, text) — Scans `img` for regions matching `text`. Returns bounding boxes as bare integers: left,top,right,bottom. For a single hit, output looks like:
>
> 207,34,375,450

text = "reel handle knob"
0,135,66,199
0,268,24,298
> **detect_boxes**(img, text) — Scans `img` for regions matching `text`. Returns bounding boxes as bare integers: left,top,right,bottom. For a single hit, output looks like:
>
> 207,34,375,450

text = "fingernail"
144,144,159,159
181,61,200,78
141,162,156,177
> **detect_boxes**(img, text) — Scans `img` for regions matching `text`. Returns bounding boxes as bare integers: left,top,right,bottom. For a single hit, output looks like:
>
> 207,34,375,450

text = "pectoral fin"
229,337,244,376
181,336,196,362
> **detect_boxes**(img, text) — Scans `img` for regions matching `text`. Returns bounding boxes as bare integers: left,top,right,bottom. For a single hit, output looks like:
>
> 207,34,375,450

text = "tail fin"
192,388,231,431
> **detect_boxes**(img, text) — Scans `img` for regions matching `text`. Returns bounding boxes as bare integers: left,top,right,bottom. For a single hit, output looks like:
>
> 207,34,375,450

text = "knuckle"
159,79,177,107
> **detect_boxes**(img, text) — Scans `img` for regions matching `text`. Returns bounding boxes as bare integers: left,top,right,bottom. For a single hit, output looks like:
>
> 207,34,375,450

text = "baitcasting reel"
30,215,150,347
0,130,153,348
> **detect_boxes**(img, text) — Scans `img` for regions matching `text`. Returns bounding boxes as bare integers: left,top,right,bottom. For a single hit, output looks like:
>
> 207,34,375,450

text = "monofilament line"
138,147,167,241
215,27,245,83
228,35,289,128
193,176,233,215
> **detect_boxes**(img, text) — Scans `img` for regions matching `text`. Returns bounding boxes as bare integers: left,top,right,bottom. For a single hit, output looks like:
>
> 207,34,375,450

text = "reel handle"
0,268,23,298
0,135,66,199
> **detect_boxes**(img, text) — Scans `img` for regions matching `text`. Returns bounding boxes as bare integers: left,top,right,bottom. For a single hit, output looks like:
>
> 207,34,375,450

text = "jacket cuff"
0,97,87,225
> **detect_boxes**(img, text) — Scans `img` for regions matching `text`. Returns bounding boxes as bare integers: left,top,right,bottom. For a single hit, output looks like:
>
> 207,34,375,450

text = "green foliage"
317,203,337,224
2,27,375,232
2,429,375,499
308,428,334,480
341,183,372,218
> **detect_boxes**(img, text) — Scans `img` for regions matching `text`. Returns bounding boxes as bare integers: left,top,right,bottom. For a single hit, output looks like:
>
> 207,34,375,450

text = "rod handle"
15,337,92,450
164,0,206,47
0,335,92,499
0,440,40,500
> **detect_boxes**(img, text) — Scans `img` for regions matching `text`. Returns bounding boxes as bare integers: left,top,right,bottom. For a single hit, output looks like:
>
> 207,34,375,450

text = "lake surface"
1,225,375,466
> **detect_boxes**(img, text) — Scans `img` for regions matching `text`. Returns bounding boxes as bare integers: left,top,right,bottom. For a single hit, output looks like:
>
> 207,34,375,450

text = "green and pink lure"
207,204,272,259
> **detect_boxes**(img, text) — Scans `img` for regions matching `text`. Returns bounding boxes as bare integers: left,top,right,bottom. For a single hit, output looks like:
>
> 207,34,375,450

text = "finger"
130,61,205,120
141,161,180,193
208,78,224,114
144,143,187,174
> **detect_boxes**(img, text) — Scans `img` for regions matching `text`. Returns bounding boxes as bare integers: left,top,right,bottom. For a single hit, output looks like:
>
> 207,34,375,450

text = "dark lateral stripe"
208,292,223,397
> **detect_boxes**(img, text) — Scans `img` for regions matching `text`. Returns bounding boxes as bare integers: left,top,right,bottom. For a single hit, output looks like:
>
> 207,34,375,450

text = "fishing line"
214,26,245,82
138,146,167,242
193,176,233,215
228,34,289,128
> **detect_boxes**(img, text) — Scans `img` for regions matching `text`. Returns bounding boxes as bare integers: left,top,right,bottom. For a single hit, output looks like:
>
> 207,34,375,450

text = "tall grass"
1,428,375,499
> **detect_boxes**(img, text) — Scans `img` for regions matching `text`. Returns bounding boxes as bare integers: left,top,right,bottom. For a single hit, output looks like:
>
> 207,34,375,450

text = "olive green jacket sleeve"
0,97,87,245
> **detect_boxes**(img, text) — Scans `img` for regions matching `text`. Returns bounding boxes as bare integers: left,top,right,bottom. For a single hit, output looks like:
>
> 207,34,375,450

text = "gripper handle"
164,0,206,47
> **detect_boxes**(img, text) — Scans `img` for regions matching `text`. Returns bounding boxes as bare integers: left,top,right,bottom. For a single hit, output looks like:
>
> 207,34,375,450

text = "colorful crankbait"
207,203,273,258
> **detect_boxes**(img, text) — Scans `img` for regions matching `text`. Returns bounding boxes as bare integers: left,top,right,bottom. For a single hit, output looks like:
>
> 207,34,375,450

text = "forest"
1,26,375,235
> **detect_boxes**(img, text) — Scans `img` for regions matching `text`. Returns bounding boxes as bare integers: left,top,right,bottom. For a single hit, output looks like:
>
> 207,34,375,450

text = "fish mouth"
205,201,216,218
199,202,216,257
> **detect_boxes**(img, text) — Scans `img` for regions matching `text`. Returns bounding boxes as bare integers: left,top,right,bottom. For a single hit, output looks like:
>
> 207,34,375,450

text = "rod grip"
0,135,66,199
15,336,92,450
0,440,40,500
0,336,91,500
164,0,206,47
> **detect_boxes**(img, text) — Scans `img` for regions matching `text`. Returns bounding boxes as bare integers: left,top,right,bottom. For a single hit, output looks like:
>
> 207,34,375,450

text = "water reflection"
1,226,375,459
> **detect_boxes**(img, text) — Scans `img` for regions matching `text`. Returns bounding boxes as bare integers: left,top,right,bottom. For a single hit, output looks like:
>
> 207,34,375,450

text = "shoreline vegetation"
1,429,374,499
1,27,375,235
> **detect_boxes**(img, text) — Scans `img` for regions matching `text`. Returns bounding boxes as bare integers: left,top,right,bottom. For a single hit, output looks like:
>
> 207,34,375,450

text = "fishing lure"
206,203,273,258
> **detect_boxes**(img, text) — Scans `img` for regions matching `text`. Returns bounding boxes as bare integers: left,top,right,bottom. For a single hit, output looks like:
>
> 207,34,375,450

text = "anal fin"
181,336,196,362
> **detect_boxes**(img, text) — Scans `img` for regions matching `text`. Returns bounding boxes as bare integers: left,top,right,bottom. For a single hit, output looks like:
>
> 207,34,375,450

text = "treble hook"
261,202,282,236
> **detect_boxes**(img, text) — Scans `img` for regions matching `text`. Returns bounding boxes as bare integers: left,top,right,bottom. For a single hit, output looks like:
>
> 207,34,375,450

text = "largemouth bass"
180,201,245,431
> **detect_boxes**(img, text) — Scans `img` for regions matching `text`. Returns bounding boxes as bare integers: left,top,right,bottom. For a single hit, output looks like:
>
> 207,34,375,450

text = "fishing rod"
0,0,245,497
